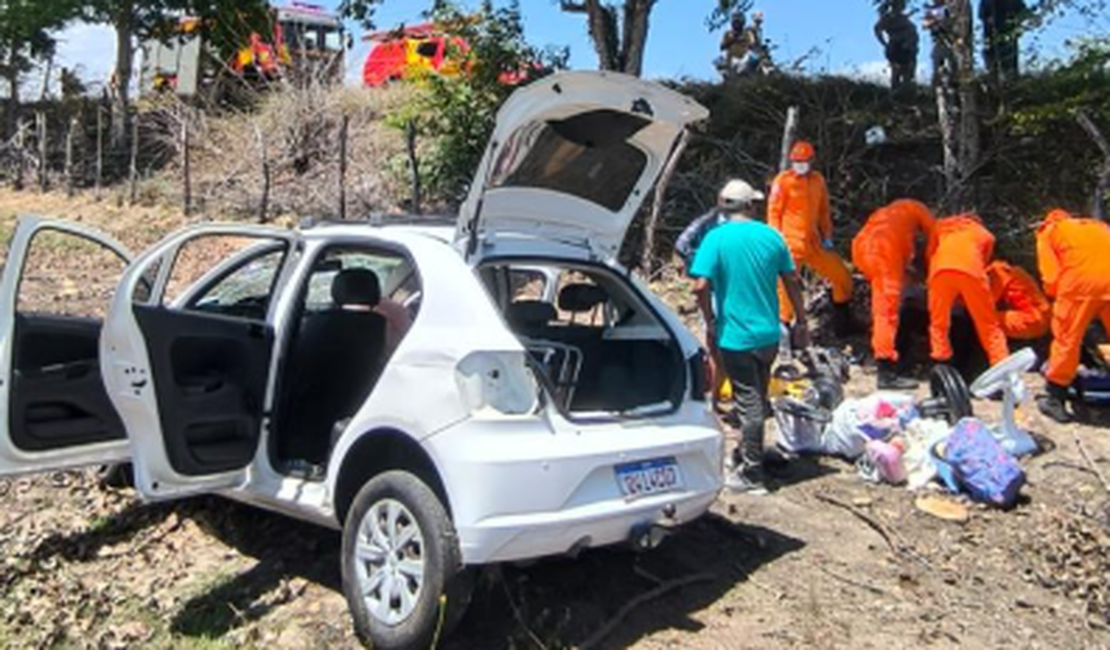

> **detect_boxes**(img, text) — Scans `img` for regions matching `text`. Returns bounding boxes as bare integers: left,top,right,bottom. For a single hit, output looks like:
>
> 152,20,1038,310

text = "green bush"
386,0,566,205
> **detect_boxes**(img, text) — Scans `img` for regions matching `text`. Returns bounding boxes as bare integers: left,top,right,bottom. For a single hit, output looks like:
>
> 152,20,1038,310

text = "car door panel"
133,306,274,476
11,313,126,452
0,217,133,476
102,224,299,500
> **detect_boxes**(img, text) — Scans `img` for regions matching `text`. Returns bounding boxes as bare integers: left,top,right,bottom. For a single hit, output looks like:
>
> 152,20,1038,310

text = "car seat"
284,268,388,464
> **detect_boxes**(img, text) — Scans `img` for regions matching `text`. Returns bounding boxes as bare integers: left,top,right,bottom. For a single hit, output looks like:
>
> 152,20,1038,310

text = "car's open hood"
456,71,709,260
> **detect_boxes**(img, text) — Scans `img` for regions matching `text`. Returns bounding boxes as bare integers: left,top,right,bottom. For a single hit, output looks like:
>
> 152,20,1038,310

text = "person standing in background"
768,140,854,335
691,179,811,495
875,0,920,90
676,182,755,409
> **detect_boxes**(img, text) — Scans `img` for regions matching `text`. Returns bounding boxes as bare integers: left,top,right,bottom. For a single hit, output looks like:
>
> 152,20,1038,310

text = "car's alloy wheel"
341,470,473,650
354,498,426,625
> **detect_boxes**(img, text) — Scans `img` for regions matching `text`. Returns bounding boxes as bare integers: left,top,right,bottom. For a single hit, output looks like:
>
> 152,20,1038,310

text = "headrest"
558,283,608,313
506,300,557,329
332,268,382,307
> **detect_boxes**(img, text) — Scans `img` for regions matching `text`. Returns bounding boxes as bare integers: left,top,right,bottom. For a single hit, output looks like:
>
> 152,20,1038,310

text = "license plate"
615,457,684,500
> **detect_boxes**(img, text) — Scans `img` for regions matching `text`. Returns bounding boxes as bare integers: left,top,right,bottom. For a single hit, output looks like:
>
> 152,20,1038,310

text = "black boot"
877,360,918,390
1037,382,1072,424
832,302,854,337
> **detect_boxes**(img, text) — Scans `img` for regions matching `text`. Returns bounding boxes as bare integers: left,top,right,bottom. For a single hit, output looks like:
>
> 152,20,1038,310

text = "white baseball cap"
719,179,765,205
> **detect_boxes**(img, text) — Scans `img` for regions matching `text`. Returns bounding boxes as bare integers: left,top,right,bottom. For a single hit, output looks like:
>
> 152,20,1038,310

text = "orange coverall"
852,199,935,361
1037,209,1110,388
927,214,1010,367
986,261,1051,340
768,169,853,321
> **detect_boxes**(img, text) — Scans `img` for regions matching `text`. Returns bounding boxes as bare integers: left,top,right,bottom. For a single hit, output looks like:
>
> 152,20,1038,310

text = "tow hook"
629,504,681,552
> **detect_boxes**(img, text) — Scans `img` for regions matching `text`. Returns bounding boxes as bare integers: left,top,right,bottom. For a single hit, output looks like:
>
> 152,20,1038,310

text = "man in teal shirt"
691,179,811,494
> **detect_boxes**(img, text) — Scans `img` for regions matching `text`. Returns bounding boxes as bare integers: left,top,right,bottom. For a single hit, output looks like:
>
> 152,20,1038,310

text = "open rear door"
102,225,299,501
0,216,133,476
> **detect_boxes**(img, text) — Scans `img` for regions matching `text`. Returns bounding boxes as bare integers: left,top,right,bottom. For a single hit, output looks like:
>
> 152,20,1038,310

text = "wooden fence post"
128,115,139,205
779,106,800,172
182,117,192,216
65,116,78,197
95,107,104,199
338,114,349,221
13,121,25,191
406,119,422,215
255,124,271,223
36,112,47,193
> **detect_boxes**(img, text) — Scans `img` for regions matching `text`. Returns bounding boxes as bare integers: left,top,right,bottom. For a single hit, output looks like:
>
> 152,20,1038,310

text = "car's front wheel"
341,471,472,650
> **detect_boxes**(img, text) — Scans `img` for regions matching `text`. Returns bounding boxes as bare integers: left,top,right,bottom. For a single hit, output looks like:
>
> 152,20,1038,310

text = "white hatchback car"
0,71,722,649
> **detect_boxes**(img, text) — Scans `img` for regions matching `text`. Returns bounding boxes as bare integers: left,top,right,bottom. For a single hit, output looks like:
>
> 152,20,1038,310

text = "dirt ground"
2,190,1110,649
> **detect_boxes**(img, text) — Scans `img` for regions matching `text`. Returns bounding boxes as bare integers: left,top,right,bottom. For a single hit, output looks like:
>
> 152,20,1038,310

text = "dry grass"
146,84,414,222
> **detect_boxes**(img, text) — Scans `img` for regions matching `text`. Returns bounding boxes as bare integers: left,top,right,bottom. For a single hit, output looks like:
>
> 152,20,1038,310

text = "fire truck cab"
140,2,346,99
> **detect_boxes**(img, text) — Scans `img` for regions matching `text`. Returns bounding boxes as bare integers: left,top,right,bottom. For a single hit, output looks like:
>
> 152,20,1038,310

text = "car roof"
300,218,456,245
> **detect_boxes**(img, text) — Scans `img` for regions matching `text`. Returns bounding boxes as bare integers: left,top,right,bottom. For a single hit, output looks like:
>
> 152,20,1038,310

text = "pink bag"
865,439,906,484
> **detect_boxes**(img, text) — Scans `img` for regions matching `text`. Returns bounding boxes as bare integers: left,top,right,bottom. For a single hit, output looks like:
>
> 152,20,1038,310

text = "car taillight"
689,350,709,402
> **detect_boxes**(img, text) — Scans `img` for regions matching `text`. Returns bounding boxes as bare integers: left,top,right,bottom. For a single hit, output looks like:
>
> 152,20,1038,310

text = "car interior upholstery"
485,263,686,416
134,304,275,475
277,266,389,466
9,314,126,452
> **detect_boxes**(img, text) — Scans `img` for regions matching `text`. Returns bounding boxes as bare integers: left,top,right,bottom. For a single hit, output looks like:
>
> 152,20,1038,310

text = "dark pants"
721,345,779,474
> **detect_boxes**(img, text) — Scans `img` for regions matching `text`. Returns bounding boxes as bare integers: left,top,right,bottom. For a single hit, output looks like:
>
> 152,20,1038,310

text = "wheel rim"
354,498,426,626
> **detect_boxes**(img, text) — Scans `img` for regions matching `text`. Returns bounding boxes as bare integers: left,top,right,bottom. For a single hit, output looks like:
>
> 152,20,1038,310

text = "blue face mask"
792,162,811,175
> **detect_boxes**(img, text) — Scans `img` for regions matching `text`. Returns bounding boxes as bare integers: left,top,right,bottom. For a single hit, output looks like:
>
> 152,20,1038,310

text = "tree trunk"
933,0,979,211
620,0,655,77
583,0,620,72
641,129,689,275
562,0,655,76
110,3,135,150
952,0,979,200
3,50,21,142
1077,110,1110,221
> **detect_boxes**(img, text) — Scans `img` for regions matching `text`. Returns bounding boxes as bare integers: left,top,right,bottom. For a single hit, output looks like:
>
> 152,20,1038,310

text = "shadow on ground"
170,498,342,638
445,513,805,650
33,493,802,649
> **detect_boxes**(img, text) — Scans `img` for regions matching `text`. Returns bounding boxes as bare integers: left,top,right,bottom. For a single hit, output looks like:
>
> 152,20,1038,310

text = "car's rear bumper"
424,406,723,564
457,488,719,564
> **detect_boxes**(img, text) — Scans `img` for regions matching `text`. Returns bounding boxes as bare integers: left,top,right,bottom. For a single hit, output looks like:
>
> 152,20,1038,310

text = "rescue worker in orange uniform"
852,199,935,389
986,260,1051,340
768,141,854,333
927,213,1010,368
1035,209,1110,423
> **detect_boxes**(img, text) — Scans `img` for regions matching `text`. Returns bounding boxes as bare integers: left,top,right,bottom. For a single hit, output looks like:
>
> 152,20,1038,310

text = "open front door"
0,216,134,476
102,225,299,500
